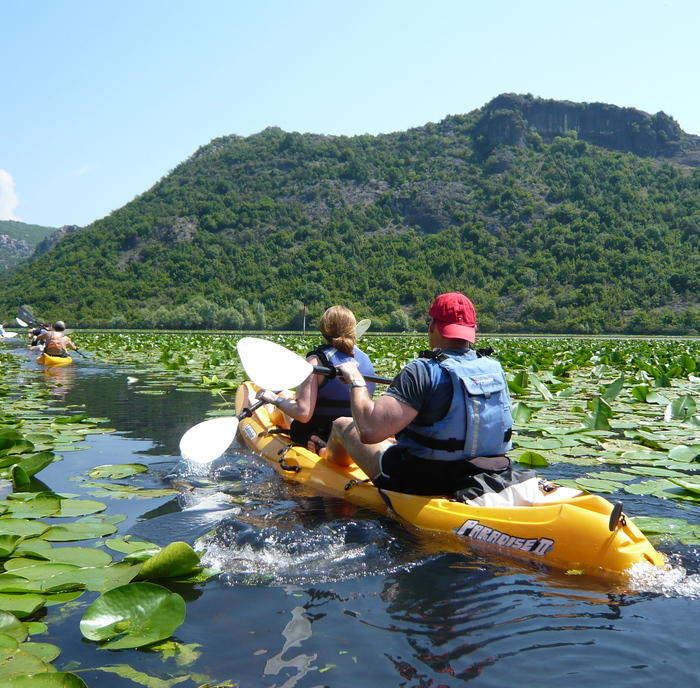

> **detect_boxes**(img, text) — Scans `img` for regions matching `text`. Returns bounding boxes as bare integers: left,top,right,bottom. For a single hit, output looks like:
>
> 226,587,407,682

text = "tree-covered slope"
0,220,57,272
0,94,698,334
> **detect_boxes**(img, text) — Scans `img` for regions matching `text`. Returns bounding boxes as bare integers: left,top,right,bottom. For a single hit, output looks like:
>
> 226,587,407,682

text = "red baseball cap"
428,292,477,342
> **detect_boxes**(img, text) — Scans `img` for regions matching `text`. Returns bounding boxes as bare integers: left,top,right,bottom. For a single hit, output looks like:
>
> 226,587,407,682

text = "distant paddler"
37,321,77,359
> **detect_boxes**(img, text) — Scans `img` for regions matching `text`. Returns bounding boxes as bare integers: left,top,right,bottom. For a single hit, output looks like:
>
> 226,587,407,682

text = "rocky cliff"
472,93,700,164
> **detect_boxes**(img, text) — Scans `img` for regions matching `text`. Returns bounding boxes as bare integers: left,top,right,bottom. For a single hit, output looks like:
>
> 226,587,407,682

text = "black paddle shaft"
312,365,392,385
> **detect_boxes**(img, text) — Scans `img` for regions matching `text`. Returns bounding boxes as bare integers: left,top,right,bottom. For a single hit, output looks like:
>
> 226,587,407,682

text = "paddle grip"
311,365,392,385
238,399,265,419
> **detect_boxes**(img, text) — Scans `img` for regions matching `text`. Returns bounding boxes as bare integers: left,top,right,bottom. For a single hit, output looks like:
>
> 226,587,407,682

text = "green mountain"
0,94,698,334
0,220,58,272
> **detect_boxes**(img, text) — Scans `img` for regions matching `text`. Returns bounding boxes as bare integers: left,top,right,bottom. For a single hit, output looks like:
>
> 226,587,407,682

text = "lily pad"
80,582,186,649
6,673,88,687
668,445,700,462
135,542,201,580
87,464,148,479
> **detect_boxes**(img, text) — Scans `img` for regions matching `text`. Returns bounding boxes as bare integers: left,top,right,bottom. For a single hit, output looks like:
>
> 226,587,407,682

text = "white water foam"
627,554,700,598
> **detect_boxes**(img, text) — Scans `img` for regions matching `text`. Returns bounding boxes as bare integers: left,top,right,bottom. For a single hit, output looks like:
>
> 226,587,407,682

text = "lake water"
5,340,700,687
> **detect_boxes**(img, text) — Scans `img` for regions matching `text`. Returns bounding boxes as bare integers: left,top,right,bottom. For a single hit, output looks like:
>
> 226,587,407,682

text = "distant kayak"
0,332,18,339
235,380,664,579
37,352,73,367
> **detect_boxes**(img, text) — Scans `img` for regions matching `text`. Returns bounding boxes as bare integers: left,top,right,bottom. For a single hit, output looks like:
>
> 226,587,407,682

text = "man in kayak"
255,306,377,454
37,321,77,357
325,292,522,498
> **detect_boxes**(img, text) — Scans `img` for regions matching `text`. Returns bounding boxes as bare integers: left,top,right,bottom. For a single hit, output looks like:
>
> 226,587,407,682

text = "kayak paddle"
236,337,392,388
16,318,29,328
179,400,265,463
355,318,371,338
179,337,392,463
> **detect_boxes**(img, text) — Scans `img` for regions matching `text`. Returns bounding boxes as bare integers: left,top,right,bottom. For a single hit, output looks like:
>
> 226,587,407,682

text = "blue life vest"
312,345,376,418
397,351,513,461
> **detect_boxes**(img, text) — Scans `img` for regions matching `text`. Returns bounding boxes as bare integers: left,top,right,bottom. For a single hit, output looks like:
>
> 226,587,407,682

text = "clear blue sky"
2,0,698,227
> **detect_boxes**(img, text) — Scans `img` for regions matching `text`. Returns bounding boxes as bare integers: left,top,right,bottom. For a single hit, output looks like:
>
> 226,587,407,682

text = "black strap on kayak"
344,477,371,490
276,444,301,473
343,477,394,511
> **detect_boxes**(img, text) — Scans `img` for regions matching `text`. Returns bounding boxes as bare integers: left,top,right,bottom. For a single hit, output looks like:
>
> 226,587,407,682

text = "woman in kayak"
37,321,77,358
323,292,525,499
256,306,377,454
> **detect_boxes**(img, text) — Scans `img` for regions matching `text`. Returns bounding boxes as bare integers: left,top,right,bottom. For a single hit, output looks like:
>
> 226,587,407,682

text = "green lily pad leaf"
22,434,55,446
34,546,112,568
601,376,625,402
0,613,27,643
623,478,677,496
52,415,90,425
56,499,107,517
669,478,700,495
668,445,700,462
0,534,23,558
0,594,45,619
592,471,635,482
12,452,55,479
19,641,60,663
105,537,160,556
42,518,118,542
0,440,35,458
39,563,141,593
620,465,689,478
143,639,203,664
80,582,186,649
575,477,625,493
0,574,37,593
0,431,24,450
511,402,533,424
515,451,549,468
529,372,553,401
42,590,85,606
582,397,613,430
25,621,48,635
135,542,201,580
87,464,148,479
0,518,50,538
4,494,61,518
0,646,52,678
6,673,88,688
633,516,696,536
515,437,562,450
620,450,668,462
664,395,697,421
10,465,30,492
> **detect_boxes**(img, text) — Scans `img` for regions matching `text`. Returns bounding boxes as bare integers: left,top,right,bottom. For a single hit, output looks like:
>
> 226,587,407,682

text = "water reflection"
62,371,218,455
41,365,77,401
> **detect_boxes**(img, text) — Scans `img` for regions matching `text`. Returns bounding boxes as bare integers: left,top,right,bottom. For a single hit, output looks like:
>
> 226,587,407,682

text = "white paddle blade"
16,318,28,327
355,318,371,338
237,337,313,390
179,416,239,463
1,332,18,339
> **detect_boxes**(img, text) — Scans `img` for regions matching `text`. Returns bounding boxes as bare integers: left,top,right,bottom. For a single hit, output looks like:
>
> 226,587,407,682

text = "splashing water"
627,553,700,597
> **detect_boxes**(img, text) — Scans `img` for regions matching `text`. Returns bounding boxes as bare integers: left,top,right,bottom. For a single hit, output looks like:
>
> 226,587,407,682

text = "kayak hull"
235,381,664,578
37,352,72,367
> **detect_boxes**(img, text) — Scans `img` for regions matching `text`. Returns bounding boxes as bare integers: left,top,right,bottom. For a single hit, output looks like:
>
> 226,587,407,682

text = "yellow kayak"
36,352,73,367
235,381,664,578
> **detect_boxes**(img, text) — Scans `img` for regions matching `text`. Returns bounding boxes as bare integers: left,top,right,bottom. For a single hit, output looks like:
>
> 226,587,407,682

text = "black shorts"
374,445,529,498
289,418,334,447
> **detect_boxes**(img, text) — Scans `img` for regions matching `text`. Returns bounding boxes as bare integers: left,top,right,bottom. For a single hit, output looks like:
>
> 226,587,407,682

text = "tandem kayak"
36,352,73,367
235,381,665,578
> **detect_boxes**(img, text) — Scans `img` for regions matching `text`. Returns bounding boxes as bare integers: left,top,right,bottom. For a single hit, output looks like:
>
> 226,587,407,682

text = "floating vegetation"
0,350,209,684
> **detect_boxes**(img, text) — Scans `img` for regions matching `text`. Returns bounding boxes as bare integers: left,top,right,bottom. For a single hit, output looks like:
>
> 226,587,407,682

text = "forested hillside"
0,220,57,272
0,94,698,334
